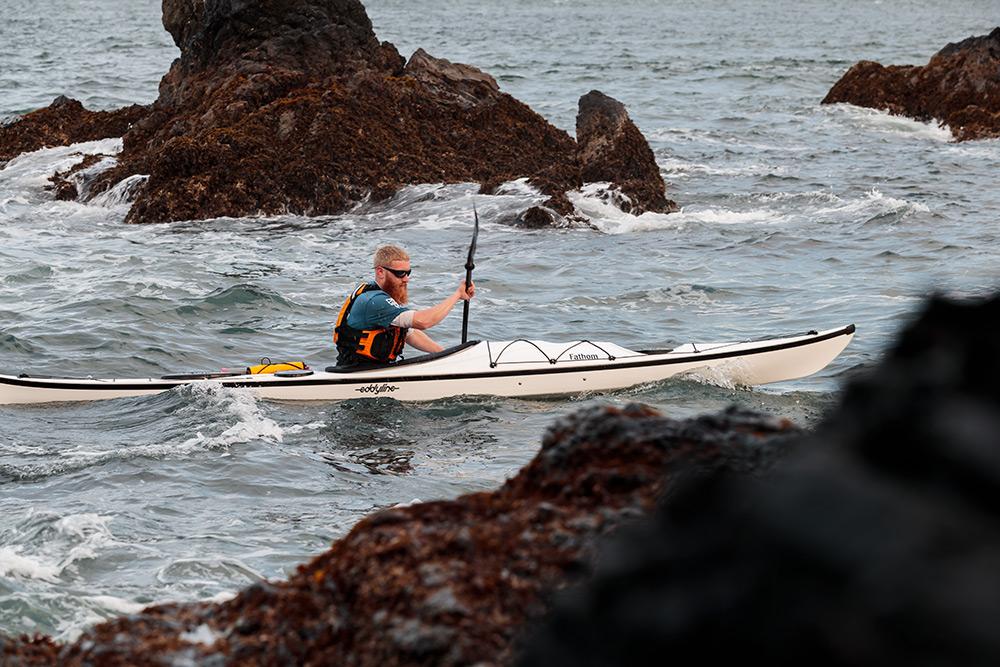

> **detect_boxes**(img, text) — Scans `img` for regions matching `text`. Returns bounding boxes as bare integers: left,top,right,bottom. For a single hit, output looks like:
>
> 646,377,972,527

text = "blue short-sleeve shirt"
346,286,411,329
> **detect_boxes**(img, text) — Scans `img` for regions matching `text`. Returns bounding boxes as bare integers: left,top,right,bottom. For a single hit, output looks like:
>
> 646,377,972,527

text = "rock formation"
518,90,677,226
0,96,147,166
0,0,674,224
576,90,677,215
823,27,1000,141
1,406,797,664
520,293,1000,665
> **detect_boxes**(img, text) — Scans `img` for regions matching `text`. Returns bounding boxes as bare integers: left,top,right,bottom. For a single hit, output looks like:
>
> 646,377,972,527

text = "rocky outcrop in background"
823,27,1000,141
520,293,1000,665
0,96,147,166
0,0,673,225
1,406,796,664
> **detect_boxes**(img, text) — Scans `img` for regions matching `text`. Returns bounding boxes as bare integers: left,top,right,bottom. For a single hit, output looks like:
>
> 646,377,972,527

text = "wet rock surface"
520,293,1000,666
0,96,148,166
0,0,674,224
823,27,1000,141
576,90,676,215
1,405,798,665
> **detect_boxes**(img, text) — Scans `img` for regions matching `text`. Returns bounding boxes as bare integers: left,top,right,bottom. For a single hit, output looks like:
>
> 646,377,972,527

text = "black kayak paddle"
461,206,479,343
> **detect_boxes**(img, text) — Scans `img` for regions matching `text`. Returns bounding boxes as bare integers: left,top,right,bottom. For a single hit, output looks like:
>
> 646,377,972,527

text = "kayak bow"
0,325,854,405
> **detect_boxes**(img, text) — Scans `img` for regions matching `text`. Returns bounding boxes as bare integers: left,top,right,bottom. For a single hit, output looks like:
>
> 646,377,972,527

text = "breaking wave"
824,104,954,142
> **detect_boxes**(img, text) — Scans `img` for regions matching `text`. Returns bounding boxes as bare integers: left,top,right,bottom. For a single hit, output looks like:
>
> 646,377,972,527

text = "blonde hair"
373,245,409,268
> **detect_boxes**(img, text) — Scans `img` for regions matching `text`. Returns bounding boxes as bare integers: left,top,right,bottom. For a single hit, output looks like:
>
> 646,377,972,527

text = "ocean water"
2,0,999,641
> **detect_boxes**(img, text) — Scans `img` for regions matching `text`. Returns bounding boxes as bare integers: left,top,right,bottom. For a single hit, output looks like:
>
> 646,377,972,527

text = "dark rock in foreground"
520,293,1000,665
0,0,674,224
823,27,1000,141
1,406,797,665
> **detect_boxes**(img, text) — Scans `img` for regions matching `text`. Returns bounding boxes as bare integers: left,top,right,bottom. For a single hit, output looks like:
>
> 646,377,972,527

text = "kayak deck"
0,324,855,405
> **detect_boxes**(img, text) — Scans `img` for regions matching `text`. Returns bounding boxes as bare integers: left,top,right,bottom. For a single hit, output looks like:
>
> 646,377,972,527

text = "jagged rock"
403,48,501,108
84,0,588,224
823,27,1000,141
1,405,797,665
0,1,677,225
0,96,148,165
576,90,677,214
518,293,1000,666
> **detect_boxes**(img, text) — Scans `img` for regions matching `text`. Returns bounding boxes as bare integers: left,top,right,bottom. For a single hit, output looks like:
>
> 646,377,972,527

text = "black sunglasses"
380,266,412,278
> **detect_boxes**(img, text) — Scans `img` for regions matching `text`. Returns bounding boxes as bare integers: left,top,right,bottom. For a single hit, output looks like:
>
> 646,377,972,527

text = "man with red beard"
334,245,475,367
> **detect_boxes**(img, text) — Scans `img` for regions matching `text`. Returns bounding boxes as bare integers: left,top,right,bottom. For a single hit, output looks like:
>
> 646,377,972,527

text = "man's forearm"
411,292,460,330
406,329,443,352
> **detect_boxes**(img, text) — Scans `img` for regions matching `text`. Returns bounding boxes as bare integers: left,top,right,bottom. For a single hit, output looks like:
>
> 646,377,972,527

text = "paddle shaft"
461,208,480,344
461,261,473,343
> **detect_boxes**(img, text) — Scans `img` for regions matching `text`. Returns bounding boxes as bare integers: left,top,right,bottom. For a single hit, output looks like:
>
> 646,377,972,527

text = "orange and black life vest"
334,282,408,366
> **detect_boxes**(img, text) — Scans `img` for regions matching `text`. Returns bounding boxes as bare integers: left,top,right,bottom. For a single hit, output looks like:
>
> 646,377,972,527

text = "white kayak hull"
0,325,854,405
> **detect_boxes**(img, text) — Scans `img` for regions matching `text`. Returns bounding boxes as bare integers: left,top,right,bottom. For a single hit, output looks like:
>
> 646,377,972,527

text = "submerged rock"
0,0,675,225
0,405,797,665
519,293,1000,665
823,27,1000,141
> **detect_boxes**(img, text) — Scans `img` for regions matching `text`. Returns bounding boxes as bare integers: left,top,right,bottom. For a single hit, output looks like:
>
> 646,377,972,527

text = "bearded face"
385,279,408,305
377,263,411,305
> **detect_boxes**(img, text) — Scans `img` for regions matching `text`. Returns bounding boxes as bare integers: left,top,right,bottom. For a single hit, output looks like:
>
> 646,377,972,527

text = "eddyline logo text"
355,384,400,395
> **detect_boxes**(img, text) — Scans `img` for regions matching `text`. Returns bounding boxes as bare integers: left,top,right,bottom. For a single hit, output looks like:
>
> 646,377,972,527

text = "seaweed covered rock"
823,27,1000,141
1,0,676,224
0,96,148,166
1,405,797,665
519,293,1000,666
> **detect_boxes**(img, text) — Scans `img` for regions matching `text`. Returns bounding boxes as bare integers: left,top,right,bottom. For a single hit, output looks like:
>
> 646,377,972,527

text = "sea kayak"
0,324,854,405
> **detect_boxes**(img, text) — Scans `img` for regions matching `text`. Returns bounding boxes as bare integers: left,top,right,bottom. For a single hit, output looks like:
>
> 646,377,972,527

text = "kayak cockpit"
325,340,482,373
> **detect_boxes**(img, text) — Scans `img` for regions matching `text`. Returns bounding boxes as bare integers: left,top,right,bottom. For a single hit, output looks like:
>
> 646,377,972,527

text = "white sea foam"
489,177,540,198
572,199,788,236
398,180,542,231
89,173,148,207
567,182,685,234
283,420,326,435
65,155,118,200
0,512,116,582
812,187,930,220
827,104,954,142
55,514,116,568
2,441,52,456
659,157,791,178
746,190,842,205
678,358,755,390
0,547,61,581
182,383,285,447
6,388,288,482
87,594,147,616
0,138,123,196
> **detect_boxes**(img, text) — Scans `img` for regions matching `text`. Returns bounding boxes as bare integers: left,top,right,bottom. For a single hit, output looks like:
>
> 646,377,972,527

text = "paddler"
333,245,475,367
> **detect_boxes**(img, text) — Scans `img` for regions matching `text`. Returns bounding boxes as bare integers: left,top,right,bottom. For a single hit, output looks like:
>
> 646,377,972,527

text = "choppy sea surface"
1,0,998,641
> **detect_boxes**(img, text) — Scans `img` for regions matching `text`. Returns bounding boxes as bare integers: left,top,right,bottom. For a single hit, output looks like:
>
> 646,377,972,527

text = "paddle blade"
466,205,479,270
